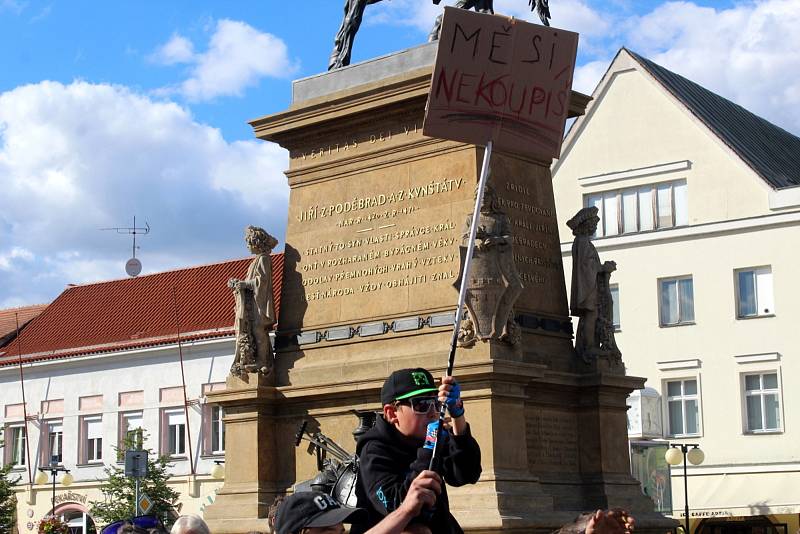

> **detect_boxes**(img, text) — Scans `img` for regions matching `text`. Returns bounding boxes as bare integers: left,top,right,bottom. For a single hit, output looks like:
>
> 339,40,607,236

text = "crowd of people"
106,367,637,534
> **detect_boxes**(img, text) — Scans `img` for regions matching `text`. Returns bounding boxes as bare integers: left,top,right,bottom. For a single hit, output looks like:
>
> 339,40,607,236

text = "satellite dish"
125,257,142,277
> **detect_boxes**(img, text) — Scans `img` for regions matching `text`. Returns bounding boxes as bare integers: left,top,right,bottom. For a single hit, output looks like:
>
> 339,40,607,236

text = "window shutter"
167,411,185,426
756,268,774,314
86,418,102,439
638,186,654,231
673,181,688,226
126,414,143,430
603,192,618,236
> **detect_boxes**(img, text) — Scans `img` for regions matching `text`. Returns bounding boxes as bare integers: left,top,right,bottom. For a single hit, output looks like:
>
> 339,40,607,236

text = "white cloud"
367,0,609,42
0,81,289,305
154,19,297,101
0,247,34,270
566,1,800,135
150,33,196,65
622,0,800,134
572,59,610,95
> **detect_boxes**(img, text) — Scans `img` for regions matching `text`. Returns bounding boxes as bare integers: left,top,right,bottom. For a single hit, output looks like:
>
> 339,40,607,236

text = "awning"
669,469,800,518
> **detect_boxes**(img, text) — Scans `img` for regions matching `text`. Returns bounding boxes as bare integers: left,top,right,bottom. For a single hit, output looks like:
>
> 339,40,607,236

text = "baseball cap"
275,491,366,534
381,368,438,405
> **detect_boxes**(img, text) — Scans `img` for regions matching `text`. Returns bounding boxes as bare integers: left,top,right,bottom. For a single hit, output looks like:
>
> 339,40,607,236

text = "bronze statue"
428,0,551,42
455,184,524,347
567,207,621,365
228,226,279,377
330,0,553,70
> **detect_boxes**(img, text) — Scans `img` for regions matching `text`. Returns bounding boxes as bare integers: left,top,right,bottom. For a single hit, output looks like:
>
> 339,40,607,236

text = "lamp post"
211,460,225,480
36,459,73,517
665,443,705,534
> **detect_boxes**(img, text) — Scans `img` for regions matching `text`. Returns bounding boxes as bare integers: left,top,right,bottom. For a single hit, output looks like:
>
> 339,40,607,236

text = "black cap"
275,491,366,534
381,368,438,405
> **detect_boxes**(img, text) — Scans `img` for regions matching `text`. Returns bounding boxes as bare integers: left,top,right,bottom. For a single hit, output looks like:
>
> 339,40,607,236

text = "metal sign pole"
135,478,141,516
429,139,493,470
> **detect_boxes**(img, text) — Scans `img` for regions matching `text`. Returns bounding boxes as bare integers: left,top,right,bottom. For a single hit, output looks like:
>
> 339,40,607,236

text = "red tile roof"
0,304,48,343
0,254,284,366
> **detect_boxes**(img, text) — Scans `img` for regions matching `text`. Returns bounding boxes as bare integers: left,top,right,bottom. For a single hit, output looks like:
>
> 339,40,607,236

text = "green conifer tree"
0,440,22,532
89,431,180,530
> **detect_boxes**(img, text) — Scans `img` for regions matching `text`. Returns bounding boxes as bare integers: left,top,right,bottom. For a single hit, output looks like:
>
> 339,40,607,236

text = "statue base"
203,373,281,534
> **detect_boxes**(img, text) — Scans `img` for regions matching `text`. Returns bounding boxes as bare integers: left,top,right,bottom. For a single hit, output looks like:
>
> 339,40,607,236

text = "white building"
0,255,283,533
553,49,800,534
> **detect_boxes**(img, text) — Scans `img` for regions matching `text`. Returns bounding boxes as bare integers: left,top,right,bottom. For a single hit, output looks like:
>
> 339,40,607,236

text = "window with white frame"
659,276,695,326
665,379,700,436
4,425,27,467
744,372,782,433
610,284,621,330
120,411,144,449
736,267,774,318
163,409,186,456
585,180,687,238
82,416,103,463
45,421,63,465
210,405,225,455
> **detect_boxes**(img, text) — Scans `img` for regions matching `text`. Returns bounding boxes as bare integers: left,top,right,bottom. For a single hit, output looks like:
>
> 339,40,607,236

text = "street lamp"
211,460,225,480
36,459,73,517
665,443,705,534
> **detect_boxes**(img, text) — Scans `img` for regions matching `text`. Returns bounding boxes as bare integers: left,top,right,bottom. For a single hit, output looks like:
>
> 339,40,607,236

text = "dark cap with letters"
275,491,366,534
381,367,438,405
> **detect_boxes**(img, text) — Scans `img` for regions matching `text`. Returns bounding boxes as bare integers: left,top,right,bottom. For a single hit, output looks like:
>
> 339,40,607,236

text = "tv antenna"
101,216,151,277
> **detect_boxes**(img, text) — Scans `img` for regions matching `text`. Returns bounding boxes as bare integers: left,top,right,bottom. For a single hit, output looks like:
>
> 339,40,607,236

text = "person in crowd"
170,515,211,534
352,368,482,533
274,469,442,534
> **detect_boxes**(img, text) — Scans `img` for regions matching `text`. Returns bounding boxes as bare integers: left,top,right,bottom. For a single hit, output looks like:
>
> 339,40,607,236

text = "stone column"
203,373,280,534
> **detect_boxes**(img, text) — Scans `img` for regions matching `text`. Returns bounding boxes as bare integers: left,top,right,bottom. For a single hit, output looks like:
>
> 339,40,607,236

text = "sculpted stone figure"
228,226,279,377
456,184,524,347
330,0,552,70
567,207,621,364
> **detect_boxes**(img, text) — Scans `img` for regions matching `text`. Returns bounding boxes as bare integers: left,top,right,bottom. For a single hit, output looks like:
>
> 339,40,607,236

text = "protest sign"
423,7,579,160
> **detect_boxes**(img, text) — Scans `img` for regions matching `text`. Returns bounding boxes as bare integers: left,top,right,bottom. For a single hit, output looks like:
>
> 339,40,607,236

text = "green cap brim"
395,387,438,401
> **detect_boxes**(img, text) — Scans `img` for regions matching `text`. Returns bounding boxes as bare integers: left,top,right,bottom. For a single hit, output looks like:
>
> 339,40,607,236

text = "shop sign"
54,491,87,505
679,511,734,518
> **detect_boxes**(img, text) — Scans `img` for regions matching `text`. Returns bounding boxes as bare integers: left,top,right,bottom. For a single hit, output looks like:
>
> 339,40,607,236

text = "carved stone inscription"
527,411,579,470
491,153,569,317
288,157,474,327
291,122,421,164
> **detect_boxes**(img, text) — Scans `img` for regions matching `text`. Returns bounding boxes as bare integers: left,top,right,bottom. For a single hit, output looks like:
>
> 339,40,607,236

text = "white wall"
0,337,234,482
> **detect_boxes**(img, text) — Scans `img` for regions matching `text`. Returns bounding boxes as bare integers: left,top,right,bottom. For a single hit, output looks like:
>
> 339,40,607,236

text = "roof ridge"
60,253,282,290
0,303,48,312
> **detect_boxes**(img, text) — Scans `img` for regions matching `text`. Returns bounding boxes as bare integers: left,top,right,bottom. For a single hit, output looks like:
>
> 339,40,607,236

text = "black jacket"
351,416,482,534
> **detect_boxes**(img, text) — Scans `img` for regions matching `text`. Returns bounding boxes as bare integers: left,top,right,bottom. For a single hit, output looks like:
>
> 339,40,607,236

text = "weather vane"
100,216,151,277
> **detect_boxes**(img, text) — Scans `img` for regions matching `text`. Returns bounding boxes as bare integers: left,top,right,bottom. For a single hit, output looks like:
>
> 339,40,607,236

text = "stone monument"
567,207,623,371
228,226,279,377
456,184,524,349
205,42,673,533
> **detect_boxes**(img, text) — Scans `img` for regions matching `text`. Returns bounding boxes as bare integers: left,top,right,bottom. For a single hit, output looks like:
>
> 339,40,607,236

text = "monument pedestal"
203,373,280,534
205,42,676,534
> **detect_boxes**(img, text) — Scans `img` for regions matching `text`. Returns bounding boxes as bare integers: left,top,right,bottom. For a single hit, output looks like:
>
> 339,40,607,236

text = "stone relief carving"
567,207,622,368
455,184,524,347
228,226,279,377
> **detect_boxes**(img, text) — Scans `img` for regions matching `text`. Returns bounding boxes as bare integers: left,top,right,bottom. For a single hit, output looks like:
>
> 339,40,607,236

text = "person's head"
478,184,501,214
245,225,279,255
170,515,211,534
381,368,440,440
566,206,600,237
102,516,164,534
274,491,365,534
118,523,149,534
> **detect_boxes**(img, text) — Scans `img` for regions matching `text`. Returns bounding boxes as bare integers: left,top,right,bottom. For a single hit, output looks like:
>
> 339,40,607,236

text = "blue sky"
1,0,799,307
